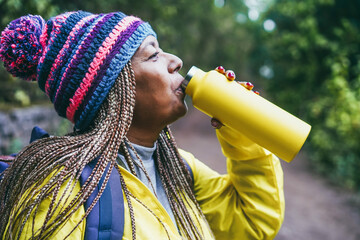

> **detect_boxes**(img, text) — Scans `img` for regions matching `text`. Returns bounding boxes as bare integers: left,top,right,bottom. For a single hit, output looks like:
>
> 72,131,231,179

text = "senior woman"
0,11,284,239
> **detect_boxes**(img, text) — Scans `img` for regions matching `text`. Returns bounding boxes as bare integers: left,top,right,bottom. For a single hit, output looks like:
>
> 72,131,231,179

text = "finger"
215,66,226,74
238,81,254,91
225,70,235,81
215,66,236,81
254,90,260,95
211,118,224,129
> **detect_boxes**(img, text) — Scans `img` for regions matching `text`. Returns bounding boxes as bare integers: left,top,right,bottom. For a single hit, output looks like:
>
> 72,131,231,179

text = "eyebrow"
140,40,157,52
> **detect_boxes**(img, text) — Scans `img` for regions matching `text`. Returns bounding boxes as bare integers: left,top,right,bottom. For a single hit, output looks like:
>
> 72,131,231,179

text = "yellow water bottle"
182,66,311,162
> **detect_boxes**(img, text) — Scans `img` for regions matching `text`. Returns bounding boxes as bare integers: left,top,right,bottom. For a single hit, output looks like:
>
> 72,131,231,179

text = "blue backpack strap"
30,126,50,143
31,126,125,238
0,160,9,172
80,159,124,240
0,159,11,180
2,125,193,239
1,126,125,238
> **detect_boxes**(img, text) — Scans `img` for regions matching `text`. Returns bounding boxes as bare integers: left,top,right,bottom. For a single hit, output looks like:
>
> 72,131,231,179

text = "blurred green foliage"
251,0,360,190
0,0,253,108
1,0,360,191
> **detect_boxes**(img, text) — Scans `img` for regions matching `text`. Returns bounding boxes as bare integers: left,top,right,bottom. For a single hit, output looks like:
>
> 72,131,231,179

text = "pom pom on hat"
0,15,45,81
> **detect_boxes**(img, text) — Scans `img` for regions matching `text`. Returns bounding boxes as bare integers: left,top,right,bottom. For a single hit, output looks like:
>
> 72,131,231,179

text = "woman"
0,10,284,239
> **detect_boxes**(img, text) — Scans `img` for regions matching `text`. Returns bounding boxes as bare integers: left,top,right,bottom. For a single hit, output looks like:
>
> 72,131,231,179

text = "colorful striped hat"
0,11,156,130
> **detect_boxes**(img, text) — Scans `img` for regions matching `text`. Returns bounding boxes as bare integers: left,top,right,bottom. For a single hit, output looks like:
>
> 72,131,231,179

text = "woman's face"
131,36,187,128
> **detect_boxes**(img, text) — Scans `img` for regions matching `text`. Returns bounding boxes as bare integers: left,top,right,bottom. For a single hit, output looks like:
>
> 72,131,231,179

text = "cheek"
134,71,173,106
134,87,165,111
136,71,162,91
138,80,171,102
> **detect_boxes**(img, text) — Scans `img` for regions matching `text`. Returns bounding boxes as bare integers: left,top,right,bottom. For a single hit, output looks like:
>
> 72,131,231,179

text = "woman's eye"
148,52,159,60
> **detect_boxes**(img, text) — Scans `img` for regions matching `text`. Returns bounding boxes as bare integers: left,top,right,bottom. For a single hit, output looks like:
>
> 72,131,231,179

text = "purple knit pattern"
48,15,106,102
52,13,115,115
37,12,74,87
73,20,142,122
46,14,98,99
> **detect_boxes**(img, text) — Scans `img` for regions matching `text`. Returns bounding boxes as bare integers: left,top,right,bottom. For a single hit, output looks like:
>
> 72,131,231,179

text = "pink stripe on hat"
37,12,72,75
66,16,139,122
52,15,106,104
44,15,96,95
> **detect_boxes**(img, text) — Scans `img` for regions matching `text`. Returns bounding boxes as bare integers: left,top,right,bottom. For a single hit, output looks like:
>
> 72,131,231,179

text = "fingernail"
225,70,235,81
211,119,220,129
246,82,254,90
254,90,260,95
215,66,226,74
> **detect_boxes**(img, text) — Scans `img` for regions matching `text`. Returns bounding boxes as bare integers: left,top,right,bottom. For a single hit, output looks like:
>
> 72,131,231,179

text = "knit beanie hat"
0,11,156,130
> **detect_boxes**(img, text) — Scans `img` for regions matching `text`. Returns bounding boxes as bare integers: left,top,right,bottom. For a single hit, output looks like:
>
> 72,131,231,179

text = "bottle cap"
181,66,198,90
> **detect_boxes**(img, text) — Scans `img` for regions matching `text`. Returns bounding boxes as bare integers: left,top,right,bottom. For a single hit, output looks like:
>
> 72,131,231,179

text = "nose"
167,53,183,73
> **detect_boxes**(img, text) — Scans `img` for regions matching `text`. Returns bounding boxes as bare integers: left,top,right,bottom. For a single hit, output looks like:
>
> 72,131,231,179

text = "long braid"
0,62,136,239
115,163,137,239
155,127,214,239
120,124,213,240
0,62,213,240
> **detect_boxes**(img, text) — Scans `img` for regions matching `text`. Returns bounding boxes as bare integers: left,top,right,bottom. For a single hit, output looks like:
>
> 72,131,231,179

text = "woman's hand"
211,66,259,129
215,66,260,94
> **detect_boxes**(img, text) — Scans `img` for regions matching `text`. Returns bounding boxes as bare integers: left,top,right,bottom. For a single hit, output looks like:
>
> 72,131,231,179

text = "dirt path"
171,108,360,240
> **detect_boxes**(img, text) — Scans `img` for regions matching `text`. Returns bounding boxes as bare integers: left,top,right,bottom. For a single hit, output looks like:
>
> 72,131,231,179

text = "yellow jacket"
10,126,284,239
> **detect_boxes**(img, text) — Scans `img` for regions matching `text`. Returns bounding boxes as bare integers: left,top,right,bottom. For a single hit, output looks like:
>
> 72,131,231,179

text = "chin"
168,102,188,124
179,101,188,118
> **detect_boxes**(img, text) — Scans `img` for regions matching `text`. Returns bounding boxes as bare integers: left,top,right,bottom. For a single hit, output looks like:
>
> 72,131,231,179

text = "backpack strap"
1,126,125,239
80,159,124,240
1,126,195,240
0,159,11,180
30,126,49,143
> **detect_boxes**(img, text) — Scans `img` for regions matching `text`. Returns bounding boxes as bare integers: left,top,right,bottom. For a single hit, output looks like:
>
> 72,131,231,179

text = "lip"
174,80,186,100
175,85,185,95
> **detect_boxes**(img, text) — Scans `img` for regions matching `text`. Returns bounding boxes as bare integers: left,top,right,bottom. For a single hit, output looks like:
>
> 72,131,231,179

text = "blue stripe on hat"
38,11,90,92
76,22,156,130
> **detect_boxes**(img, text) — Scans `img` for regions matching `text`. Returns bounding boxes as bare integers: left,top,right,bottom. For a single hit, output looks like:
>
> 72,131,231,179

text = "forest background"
0,0,360,193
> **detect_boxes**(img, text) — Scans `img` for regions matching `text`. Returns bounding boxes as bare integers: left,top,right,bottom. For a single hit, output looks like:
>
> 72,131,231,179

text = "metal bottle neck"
181,66,199,90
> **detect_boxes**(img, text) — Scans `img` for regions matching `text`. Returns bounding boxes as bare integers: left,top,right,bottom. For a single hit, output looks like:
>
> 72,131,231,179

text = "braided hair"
0,62,212,239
